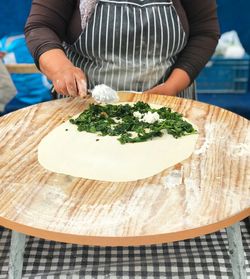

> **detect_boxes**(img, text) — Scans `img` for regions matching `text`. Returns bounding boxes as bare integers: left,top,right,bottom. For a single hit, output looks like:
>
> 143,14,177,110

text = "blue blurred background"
197,0,250,119
0,1,31,38
0,0,250,118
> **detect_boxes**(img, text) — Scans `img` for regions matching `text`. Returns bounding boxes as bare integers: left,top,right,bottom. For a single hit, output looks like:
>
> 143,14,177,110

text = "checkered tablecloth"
0,220,249,278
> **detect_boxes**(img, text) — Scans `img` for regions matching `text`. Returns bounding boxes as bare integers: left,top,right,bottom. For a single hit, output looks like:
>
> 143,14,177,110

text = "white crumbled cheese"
142,111,160,124
133,111,160,124
133,111,143,119
91,84,119,103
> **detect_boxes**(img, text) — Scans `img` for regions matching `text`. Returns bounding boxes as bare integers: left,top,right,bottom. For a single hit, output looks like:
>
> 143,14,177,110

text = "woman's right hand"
51,66,87,97
39,49,87,97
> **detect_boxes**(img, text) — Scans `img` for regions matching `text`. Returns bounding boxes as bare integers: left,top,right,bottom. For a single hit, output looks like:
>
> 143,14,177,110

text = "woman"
25,0,220,99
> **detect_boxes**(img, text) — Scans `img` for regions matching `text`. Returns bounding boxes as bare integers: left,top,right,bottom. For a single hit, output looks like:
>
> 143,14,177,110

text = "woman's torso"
65,0,189,48
64,0,191,92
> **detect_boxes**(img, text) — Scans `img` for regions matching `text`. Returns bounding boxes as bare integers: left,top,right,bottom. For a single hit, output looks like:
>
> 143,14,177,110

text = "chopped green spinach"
69,102,197,144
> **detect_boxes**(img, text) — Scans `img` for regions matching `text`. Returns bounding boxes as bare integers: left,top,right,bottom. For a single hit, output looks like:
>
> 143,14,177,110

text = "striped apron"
63,0,195,99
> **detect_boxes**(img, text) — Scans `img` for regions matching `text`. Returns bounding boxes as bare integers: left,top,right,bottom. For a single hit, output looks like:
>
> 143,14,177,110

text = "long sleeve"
25,0,76,67
173,0,220,82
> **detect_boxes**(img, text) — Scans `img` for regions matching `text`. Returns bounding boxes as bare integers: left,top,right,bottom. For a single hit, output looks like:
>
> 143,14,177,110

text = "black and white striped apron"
63,0,195,99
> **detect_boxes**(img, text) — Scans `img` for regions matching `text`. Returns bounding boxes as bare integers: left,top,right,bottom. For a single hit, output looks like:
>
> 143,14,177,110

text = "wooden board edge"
0,209,249,246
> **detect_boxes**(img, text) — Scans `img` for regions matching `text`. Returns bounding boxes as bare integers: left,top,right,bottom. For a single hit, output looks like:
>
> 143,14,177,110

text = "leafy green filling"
69,101,197,144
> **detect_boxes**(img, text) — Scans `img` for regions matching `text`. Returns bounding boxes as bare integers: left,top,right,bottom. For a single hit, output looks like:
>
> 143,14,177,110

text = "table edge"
0,209,249,246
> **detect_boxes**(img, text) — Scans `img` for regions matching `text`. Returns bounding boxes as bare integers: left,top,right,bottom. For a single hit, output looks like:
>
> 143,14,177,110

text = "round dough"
38,104,198,182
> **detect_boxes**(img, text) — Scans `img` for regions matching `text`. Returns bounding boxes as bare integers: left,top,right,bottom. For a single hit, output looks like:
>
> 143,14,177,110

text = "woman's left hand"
144,68,191,96
143,82,178,96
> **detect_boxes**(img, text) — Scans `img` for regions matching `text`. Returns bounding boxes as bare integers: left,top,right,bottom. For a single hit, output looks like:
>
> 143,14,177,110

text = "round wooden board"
0,93,249,246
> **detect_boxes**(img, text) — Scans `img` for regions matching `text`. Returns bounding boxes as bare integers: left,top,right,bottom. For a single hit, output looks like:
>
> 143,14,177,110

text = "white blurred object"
224,45,245,59
91,84,119,103
0,59,16,111
2,52,16,64
215,30,245,58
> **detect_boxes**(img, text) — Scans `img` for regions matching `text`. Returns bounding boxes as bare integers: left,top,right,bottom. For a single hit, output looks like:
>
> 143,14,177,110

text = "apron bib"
64,0,195,98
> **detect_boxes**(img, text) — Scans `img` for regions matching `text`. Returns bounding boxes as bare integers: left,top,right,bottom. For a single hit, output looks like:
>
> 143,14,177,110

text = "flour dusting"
195,123,216,155
230,143,250,157
163,168,183,189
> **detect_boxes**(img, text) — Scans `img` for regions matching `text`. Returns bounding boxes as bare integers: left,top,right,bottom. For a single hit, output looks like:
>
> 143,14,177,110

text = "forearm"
24,0,87,97
164,68,190,95
174,0,220,81
24,0,75,68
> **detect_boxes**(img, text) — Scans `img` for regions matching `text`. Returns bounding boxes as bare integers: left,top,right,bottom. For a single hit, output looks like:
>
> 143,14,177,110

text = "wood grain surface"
5,64,40,74
0,93,249,246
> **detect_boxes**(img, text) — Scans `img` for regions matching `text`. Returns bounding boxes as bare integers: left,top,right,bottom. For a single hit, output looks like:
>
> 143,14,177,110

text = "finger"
144,88,159,95
74,68,87,97
64,74,78,97
76,78,87,97
144,85,168,96
54,79,69,96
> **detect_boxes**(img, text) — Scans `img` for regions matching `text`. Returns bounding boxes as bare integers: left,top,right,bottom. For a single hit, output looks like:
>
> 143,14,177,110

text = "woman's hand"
39,49,87,97
144,68,191,96
52,66,87,97
144,82,178,96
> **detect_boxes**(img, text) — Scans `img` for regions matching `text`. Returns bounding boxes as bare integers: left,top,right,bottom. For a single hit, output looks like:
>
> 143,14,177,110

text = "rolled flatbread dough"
38,104,198,182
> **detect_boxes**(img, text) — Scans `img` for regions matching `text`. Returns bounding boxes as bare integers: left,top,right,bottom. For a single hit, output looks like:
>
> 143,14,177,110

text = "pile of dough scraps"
69,101,197,144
